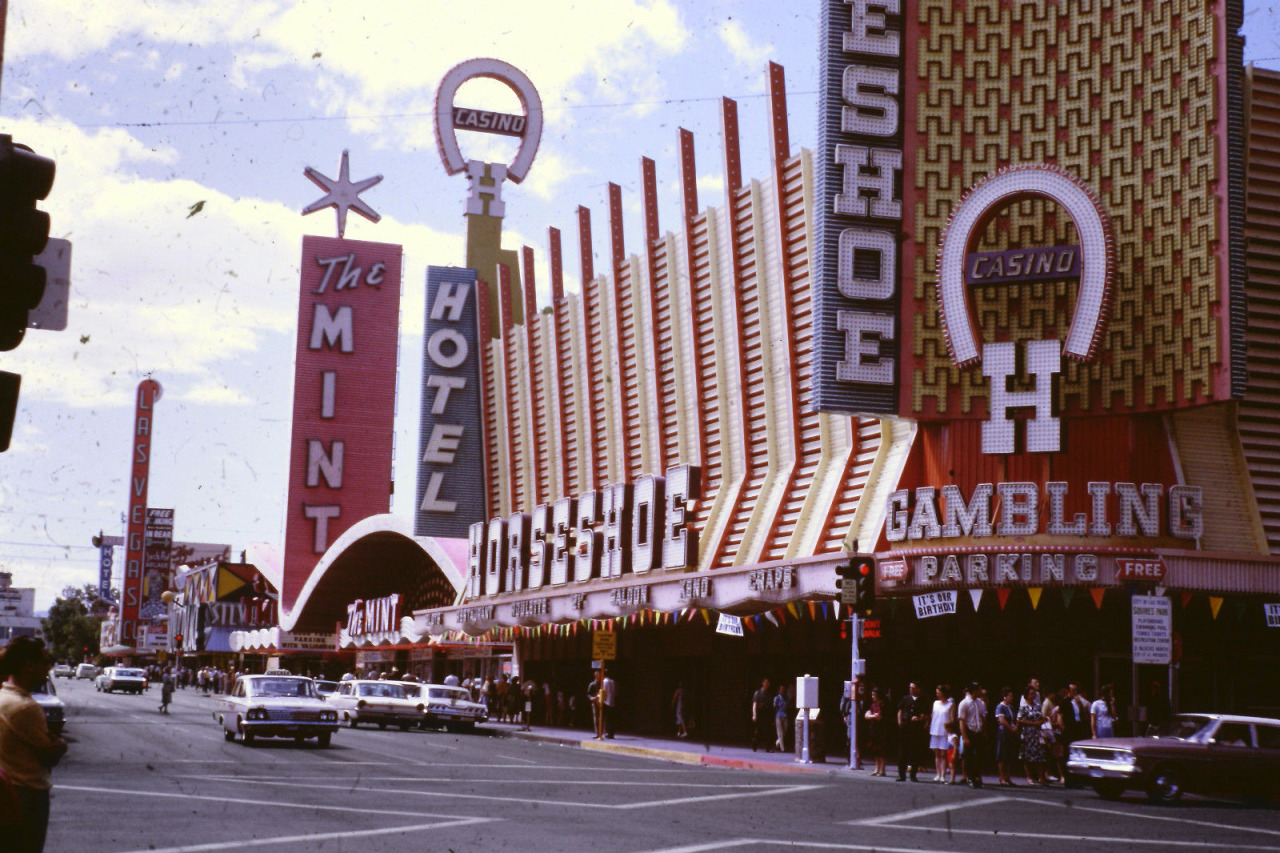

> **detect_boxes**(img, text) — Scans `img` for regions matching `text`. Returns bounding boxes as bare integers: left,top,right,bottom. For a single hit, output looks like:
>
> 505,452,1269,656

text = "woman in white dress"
928,684,954,782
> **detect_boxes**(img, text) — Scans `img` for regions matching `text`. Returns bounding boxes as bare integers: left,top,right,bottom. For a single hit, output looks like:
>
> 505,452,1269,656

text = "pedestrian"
1042,686,1066,782
928,684,953,783
0,636,68,852
159,672,174,714
994,686,1018,786
956,681,987,788
589,670,604,739
774,684,789,753
863,686,887,776
1091,683,1116,739
543,682,554,726
750,678,773,752
1017,683,1048,785
1058,682,1090,786
896,681,928,781
671,681,688,738
601,670,617,738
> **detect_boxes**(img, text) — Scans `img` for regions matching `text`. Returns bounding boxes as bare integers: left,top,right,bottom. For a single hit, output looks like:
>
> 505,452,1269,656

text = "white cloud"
716,19,774,71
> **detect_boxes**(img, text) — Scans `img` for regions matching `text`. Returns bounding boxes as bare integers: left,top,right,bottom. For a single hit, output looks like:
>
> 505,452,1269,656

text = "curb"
485,726,842,775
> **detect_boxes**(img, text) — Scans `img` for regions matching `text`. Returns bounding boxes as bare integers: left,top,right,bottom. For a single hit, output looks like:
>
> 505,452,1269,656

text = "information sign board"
1132,595,1172,664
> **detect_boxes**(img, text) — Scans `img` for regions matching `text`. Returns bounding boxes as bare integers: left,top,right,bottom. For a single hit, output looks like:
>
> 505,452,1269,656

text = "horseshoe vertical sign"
434,58,544,218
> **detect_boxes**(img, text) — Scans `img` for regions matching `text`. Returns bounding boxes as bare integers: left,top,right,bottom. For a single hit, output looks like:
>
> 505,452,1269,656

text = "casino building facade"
275,2,1280,741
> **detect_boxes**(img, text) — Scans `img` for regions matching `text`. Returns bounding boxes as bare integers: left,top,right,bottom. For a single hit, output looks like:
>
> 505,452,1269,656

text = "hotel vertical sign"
121,378,161,643
282,236,402,609
813,0,904,414
415,266,486,537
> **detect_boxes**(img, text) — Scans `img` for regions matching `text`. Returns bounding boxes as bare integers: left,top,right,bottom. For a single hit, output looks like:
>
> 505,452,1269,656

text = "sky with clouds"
0,1,1276,612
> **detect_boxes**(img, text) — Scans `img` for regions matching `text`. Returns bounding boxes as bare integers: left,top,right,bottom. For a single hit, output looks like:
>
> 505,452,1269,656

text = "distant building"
0,572,44,648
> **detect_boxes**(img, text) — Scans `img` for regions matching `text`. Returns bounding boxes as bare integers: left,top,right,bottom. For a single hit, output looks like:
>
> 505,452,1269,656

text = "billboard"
415,267,486,537
120,378,161,643
281,235,402,609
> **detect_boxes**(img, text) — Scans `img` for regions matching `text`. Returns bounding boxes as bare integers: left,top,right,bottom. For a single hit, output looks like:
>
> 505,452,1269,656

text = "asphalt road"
43,677,1280,852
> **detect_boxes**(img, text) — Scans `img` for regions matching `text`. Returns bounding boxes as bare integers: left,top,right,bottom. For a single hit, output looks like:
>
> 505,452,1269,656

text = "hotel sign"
415,267,486,538
813,0,904,415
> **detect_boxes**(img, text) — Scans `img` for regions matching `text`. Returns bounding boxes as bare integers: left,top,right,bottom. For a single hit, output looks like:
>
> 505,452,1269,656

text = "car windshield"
117,669,146,678
428,687,471,702
358,683,407,699
1151,714,1215,742
246,677,316,698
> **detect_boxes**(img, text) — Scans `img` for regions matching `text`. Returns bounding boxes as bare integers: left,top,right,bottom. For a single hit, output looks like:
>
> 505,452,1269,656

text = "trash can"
794,708,825,763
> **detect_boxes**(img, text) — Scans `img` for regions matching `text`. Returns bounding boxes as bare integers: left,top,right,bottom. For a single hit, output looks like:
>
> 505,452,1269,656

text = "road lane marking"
879,825,1280,851
190,776,823,810
1038,799,1280,838
57,785,473,820
639,840,990,852
111,817,496,853
845,794,1010,824
201,773,793,788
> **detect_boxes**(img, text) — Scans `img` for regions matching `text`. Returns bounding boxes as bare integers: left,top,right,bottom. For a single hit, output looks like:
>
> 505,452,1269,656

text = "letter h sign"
981,340,1061,455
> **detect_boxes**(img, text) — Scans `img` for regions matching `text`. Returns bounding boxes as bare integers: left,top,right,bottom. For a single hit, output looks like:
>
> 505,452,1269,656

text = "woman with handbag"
0,636,68,852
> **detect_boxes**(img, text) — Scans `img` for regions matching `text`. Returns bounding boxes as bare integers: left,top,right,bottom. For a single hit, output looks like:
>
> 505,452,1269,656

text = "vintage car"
52,663,75,679
214,674,339,747
32,675,65,736
328,679,424,730
95,666,148,694
404,683,488,732
75,663,99,680
1067,712,1280,803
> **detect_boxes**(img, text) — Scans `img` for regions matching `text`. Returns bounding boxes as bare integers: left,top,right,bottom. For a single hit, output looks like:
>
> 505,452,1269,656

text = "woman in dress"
671,681,687,738
1017,683,1048,785
994,686,1018,786
1091,683,1116,739
928,684,953,783
863,686,887,776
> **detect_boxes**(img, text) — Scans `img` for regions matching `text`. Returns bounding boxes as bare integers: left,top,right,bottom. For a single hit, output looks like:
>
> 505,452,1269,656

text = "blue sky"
1,1,1276,611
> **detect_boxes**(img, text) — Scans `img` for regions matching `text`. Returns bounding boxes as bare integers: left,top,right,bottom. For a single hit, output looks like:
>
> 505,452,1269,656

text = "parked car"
52,663,75,679
95,666,148,694
328,679,424,730
214,674,339,747
406,682,488,732
1067,712,1280,803
313,679,339,699
32,675,65,736
75,663,99,680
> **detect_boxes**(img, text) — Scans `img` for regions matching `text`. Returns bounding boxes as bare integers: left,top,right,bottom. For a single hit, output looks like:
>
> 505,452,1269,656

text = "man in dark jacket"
896,681,929,781
751,678,773,751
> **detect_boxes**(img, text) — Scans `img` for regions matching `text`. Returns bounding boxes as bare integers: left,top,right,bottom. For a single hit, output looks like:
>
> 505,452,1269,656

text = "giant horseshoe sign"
936,164,1114,368
434,58,543,184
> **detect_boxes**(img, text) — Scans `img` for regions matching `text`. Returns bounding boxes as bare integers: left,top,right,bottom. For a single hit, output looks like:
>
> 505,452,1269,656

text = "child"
944,719,962,784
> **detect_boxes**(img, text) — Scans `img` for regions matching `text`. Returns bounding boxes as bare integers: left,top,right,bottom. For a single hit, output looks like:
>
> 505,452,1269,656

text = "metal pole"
848,613,860,770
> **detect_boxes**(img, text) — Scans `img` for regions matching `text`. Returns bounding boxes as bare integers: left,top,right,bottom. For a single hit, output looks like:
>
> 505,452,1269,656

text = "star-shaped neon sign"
302,150,382,238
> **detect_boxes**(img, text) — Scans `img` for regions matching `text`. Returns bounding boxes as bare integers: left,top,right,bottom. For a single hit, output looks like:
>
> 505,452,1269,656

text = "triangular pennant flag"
787,602,800,619
765,611,780,627
969,589,983,612
701,608,711,624
1180,592,1194,609
997,588,1011,610
807,601,817,620
1090,588,1106,609
1028,587,1043,610
743,616,756,632
833,601,842,619
1209,596,1224,619
1233,600,1248,620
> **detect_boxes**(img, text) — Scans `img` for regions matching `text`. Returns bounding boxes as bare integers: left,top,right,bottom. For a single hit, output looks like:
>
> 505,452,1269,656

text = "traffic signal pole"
848,612,860,770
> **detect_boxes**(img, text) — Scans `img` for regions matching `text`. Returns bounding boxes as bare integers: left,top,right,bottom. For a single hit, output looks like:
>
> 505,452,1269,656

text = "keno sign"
813,0,904,415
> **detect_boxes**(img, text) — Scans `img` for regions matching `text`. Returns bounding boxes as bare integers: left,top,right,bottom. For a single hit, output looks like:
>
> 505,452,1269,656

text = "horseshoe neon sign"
434,58,543,184
936,164,1114,367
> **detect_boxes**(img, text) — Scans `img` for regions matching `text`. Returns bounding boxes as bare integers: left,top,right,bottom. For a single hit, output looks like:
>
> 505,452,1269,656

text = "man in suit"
896,681,929,781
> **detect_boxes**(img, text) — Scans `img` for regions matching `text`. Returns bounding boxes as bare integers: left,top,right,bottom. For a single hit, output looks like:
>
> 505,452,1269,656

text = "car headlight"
247,708,268,721
321,711,337,722
1114,751,1136,766
1069,747,1085,762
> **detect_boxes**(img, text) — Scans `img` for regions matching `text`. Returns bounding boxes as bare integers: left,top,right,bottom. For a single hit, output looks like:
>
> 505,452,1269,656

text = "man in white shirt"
602,672,617,738
956,682,987,789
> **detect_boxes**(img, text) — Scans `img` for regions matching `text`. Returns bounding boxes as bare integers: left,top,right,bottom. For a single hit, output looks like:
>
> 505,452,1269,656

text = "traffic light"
852,556,876,616
0,135,55,352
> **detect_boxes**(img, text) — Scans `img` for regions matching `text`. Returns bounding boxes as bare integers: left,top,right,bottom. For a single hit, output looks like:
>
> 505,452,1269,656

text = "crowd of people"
843,677,1158,788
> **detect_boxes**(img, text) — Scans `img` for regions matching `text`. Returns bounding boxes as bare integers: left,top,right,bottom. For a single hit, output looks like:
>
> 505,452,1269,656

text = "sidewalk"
481,720,857,775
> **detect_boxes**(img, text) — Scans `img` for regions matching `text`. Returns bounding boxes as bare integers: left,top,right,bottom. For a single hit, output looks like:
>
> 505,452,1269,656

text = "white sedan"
214,674,340,747
407,683,488,732
95,667,148,694
328,679,425,730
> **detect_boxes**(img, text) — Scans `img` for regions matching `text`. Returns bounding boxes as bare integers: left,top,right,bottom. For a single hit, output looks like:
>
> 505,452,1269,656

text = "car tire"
377,722,387,730
1147,766,1184,804
242,730,255,746
1093,780,1126,800
398,722,410,732
348,716,358,728
224,729,235,742
316,732,332,748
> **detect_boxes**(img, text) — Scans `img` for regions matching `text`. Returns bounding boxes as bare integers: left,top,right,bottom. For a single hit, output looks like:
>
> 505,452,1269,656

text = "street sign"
591,630,616,660
1131,594,1172,664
